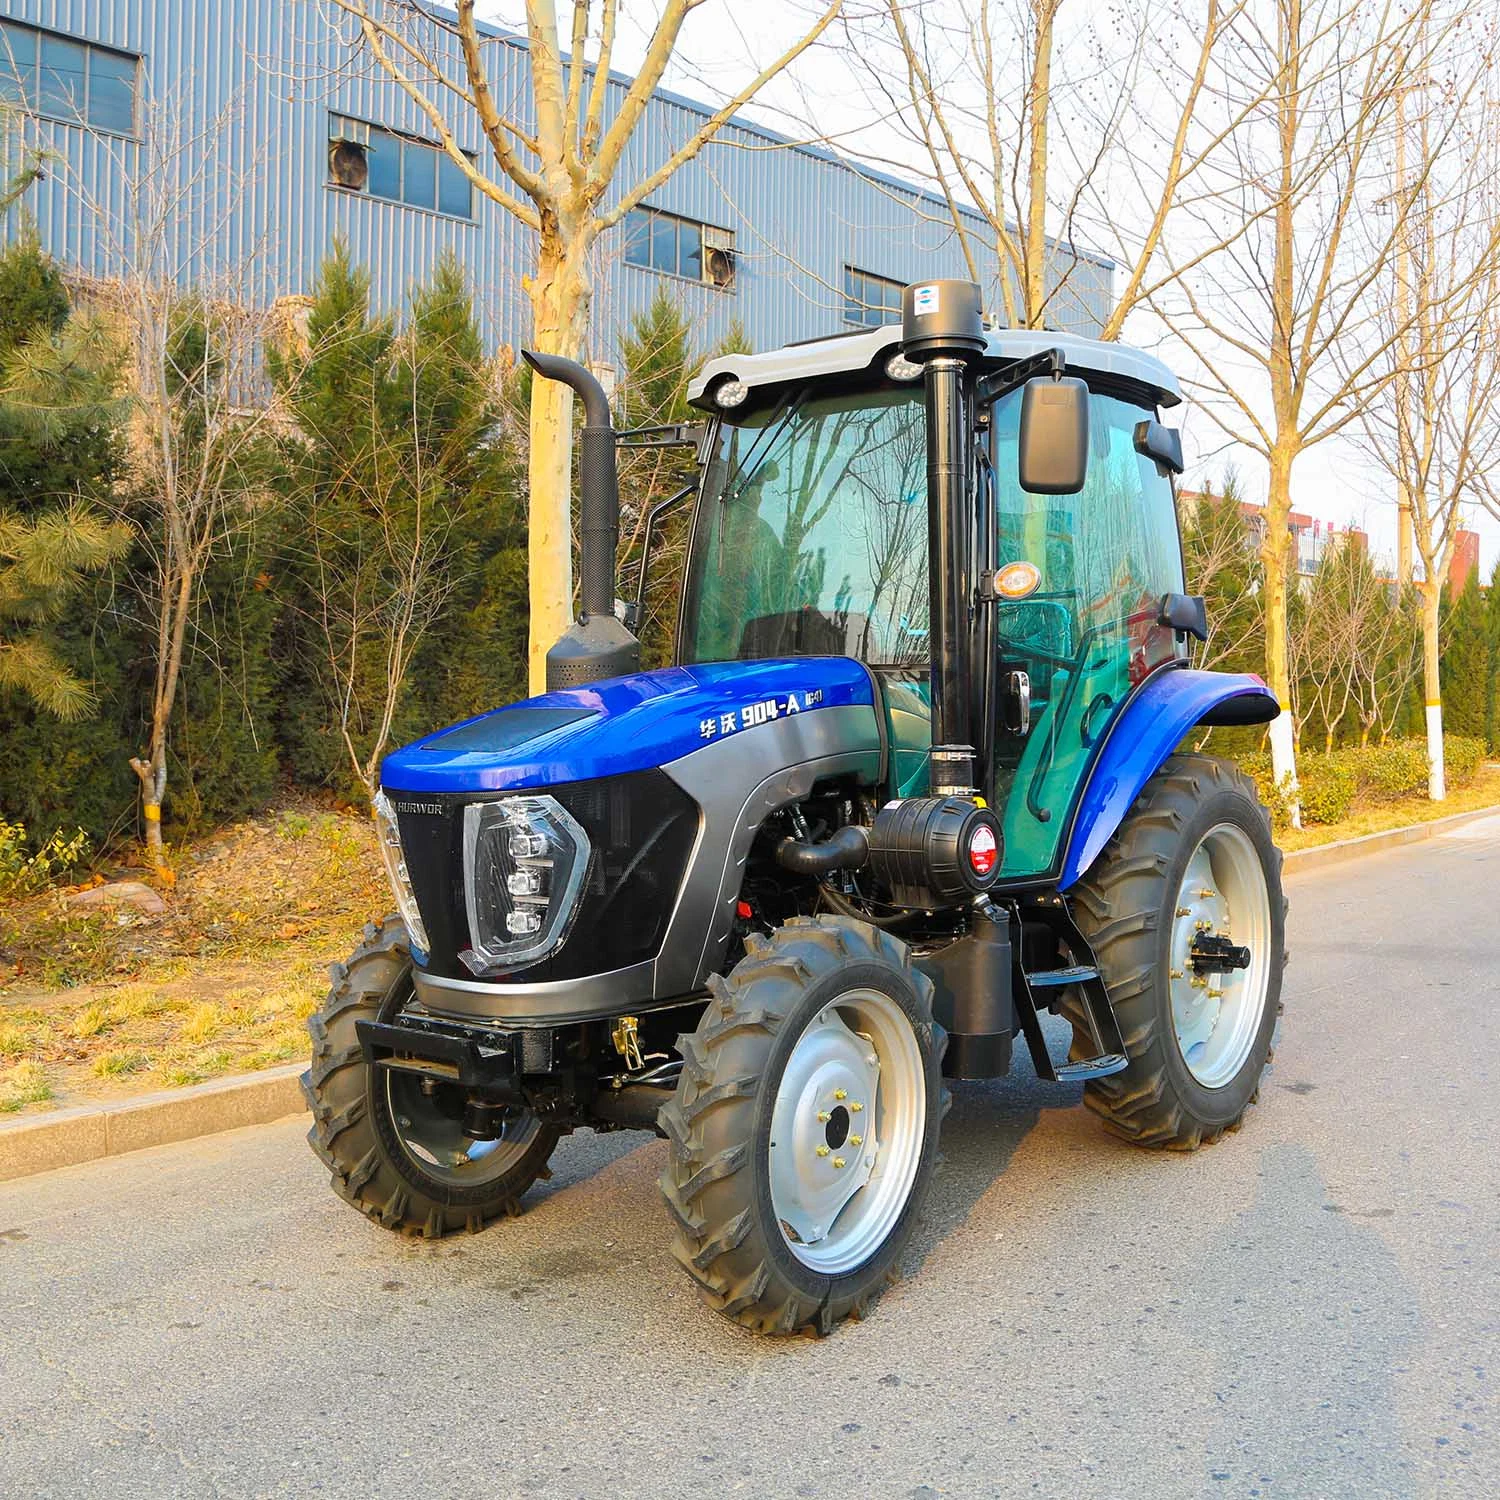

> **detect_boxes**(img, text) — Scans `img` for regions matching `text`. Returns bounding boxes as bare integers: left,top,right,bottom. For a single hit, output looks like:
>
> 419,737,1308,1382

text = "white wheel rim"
768,988,926,1275
1167,822,1272,1089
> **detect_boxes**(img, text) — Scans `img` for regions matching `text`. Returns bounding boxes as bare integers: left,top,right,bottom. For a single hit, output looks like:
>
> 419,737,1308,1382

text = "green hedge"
1238,734,1489,828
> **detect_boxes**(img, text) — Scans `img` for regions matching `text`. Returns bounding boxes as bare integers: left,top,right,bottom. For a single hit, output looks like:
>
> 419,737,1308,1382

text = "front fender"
1058,667,1279,890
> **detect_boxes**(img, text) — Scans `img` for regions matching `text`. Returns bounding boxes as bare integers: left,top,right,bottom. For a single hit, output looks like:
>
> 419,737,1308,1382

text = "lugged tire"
302,914,560,1237
658,915,947,1335
1062,753,1286,1150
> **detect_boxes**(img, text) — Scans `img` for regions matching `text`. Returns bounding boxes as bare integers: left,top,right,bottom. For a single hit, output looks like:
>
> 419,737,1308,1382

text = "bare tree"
122,290,271,868
314,0,841,692
1362,79,1500,797
836,0,1268,336
28,94,277,869
1152,0,1464,823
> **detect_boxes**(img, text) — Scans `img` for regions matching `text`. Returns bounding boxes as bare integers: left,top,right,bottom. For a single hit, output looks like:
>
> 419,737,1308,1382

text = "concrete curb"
0,1062,304,1184
3,800,1497,1186
1284,802,1500,875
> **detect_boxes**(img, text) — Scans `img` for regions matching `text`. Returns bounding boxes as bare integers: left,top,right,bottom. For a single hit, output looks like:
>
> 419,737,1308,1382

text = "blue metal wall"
1,0,1114,363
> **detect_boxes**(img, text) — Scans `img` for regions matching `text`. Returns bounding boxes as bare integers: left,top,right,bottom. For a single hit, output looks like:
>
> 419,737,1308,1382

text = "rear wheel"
303,915,560,1236
1064,754,1286,1148
659,916,946,1334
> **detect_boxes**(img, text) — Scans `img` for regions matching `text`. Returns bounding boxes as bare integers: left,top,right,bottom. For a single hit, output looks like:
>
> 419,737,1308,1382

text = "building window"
844,267,904,328
0,20,138,135
328,114,474,220
623,206,736,290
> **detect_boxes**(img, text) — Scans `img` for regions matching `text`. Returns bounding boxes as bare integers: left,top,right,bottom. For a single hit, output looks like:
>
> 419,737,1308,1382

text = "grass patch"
180,1001,226,1045
0,799,383,1113
1282,764,1500,852
91,1050,146,1078
71,1001,113,1039
0,1060,53,1113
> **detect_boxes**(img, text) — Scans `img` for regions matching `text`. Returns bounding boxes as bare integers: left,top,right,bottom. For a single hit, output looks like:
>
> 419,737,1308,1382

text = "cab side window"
989,389,1185,877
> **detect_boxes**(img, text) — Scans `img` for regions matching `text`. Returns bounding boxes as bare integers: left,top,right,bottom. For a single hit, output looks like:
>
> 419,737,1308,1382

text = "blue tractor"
304,281,1284,1335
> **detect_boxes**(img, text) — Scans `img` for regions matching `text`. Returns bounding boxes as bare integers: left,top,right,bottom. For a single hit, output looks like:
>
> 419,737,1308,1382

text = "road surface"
2,820,1497,1498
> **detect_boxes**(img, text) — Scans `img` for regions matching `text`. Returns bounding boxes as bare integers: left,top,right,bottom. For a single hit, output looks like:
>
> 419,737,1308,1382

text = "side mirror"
1158,591,1208,642
1134,419,1184,475
1018,376,1090,495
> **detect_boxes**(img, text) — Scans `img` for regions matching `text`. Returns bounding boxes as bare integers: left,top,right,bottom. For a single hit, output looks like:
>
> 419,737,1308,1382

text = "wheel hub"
769,1007,880,1247
1167,824,1272,1088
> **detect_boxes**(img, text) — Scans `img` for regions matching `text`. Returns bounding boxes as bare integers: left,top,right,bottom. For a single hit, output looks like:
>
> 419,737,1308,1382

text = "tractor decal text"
697,688,825,742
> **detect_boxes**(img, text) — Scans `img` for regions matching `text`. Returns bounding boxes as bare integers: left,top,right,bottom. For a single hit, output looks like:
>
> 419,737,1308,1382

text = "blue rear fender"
1058,667,1279,890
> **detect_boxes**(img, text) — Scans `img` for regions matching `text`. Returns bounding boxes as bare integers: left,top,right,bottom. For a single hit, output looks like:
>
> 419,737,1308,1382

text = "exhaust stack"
900,280,986,797
522,351,641,690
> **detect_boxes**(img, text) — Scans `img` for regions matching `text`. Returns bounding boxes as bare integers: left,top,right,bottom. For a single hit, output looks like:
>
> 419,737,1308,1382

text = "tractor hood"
379,657,876,794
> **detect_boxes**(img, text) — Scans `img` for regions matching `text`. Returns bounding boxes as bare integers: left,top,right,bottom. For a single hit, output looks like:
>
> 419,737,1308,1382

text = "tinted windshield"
681,387,929,666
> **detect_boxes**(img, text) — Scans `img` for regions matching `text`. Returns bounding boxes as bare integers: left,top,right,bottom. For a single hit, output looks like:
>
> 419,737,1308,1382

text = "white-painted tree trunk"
1426,702,1446,801
1268,711,1301,830
1420,583,1445,801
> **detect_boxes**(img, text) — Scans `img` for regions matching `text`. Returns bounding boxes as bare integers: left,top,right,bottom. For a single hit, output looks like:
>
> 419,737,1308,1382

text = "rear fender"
1058,668,1279,890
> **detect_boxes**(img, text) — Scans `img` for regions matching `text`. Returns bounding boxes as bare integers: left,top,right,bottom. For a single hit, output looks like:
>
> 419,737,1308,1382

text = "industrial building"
0,1,1114,370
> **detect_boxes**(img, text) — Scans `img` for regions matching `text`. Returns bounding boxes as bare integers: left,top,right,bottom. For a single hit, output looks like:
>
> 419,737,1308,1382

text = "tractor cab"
677,321,1192,880
304,281,1285,1339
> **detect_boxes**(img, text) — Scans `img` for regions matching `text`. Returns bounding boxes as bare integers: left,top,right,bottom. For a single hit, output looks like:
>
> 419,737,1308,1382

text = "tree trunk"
524,233,593,695
129,746,167,870
1023,0,1057,327
1263,442,1301,826
1420,581,1445,800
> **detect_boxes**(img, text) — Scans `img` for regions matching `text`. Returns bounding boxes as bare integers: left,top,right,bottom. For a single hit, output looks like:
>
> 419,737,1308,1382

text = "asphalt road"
2,822,1497,1500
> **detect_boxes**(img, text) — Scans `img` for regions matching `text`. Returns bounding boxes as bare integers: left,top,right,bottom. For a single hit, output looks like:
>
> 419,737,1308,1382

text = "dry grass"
1281,763,1500,852
0,802,385,1116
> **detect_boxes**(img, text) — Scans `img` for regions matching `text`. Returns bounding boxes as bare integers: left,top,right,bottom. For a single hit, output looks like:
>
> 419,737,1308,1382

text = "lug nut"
816,1145,830,1157
834,1089,847,1101
1199,888,1217,899
817,1111,830,1123
832,1157,847,1169
850,1101,864,1113
1170,969,1183,980
849,1134,863,1148
1176,906,1192,917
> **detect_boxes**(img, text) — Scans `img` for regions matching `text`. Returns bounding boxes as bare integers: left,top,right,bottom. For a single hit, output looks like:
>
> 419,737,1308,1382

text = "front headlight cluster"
372,790,431,959
459,795,591,976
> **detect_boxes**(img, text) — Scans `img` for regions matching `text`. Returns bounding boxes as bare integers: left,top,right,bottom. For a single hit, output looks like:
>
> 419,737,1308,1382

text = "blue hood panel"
380,657,876,793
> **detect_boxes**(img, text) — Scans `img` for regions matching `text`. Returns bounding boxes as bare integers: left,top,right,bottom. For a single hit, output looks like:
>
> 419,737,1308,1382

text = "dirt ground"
0,801,386,1115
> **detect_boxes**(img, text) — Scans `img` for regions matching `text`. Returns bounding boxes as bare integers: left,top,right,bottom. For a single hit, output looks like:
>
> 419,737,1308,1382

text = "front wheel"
303,915,560,1236
659,916,946,1334
1065,754,1286,1149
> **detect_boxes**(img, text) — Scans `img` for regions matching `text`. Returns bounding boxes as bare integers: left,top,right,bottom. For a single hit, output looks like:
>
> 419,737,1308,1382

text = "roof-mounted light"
884,352,923,382
714,378,750,409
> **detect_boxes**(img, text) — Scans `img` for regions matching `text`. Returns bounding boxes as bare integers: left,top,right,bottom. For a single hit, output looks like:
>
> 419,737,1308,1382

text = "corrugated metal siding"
1,0,1113,359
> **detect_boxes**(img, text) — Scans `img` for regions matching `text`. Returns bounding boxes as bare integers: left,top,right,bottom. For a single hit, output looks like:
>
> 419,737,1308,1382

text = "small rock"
65,880,166,916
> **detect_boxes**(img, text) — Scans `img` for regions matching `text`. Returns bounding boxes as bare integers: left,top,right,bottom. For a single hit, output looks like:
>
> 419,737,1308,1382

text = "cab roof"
688,324,1182,411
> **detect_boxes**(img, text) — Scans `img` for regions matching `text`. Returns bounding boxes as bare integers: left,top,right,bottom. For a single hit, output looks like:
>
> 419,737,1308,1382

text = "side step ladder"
1011,900,1129,1083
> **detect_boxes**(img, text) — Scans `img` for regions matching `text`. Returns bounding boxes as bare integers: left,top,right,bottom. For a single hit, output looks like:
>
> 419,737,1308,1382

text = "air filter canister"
866,797,1004,909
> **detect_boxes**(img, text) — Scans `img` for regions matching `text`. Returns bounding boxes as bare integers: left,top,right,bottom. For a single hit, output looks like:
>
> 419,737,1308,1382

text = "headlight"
372,790,430,959
459,795,591,975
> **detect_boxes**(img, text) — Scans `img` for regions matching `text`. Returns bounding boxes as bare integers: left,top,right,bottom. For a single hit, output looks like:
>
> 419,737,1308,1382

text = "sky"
475,0,1499,580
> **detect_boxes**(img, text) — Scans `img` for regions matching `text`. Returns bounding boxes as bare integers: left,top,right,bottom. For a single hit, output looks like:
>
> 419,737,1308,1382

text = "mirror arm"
975,347,1068,406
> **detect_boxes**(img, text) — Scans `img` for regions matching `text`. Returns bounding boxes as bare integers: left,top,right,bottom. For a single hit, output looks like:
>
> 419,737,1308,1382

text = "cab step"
1025,964,1099,988
1054,1054,1129,1082
1011,901,1129,1085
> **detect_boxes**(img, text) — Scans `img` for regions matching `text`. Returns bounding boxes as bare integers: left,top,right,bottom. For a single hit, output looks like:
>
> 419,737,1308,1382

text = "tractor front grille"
390,770,700,983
